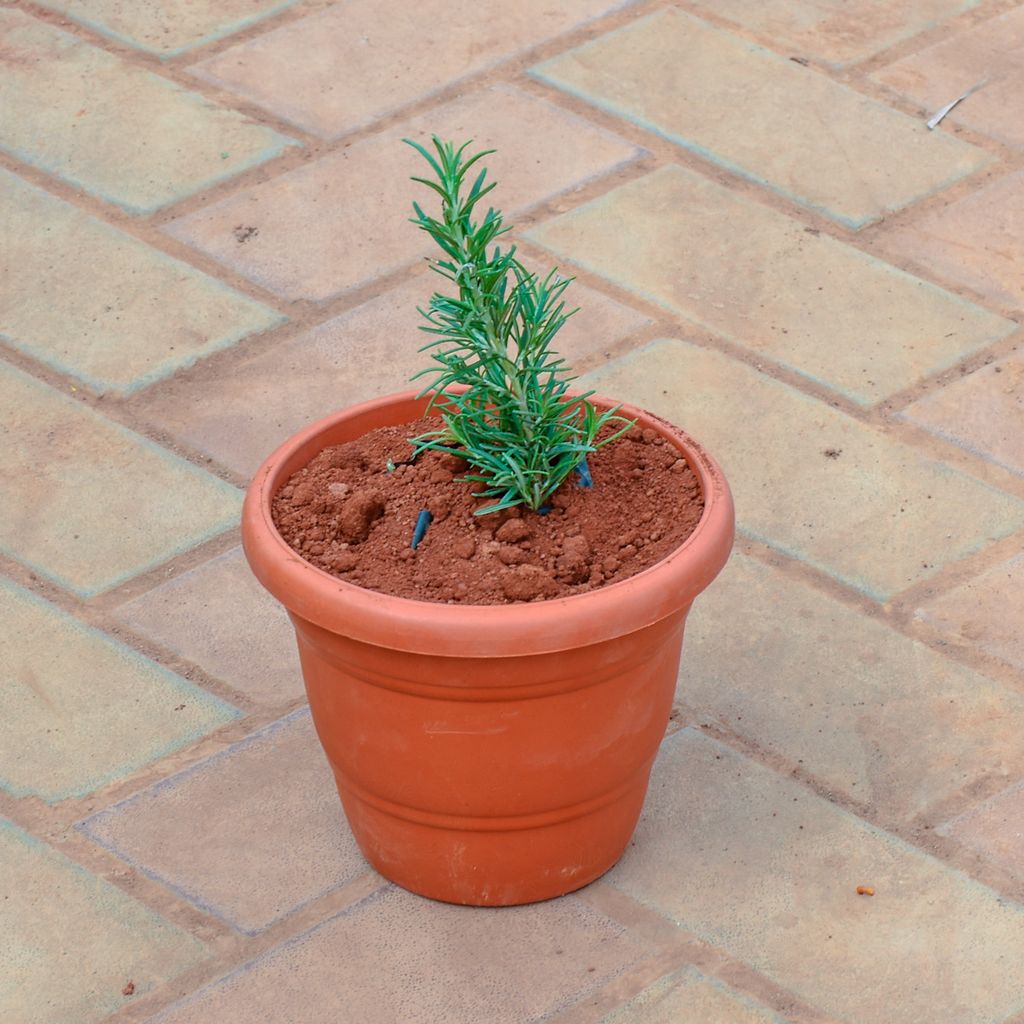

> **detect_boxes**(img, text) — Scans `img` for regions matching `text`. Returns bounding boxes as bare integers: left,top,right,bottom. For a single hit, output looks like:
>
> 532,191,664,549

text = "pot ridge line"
336,760,656,833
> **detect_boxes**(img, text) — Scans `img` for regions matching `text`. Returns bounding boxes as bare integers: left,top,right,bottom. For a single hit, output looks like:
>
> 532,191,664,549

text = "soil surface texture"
271,417,704,604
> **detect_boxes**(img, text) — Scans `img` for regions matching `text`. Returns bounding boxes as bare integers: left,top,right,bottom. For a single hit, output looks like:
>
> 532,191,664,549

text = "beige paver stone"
113,547,303,702
532,10,988,228
611,729,1024,1024
581,339,1024,599
0,9,295,214
0,820,208,1024
81,711,365,934
0,361,242,596
527,166,1012,405
187,0,640,140
683,552,1024,819
0,168,282,395
35,0,299,57
915,553,1024,671
149,886,652,1023
878,170,1024,311
165,84,641,301
0,580,238,803
940,781,1024,880
901,350,1024,475
875,8,1024,149
135,275,649,477
600,966,782,1024
683,0,977,65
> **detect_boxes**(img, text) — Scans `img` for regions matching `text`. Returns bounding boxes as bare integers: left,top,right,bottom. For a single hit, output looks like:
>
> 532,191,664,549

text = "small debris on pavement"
926,80,988,129
122,981,135,997
856,886,875,896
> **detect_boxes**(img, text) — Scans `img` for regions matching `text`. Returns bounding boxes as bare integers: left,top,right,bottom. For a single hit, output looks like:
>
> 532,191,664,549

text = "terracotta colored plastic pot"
243,389,734,906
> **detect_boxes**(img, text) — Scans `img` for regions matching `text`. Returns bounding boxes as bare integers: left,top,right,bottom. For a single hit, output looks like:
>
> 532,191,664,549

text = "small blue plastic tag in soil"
575,456,593,488
411,509,433,550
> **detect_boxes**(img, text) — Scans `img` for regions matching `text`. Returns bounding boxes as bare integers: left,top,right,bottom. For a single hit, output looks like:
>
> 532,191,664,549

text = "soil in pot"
271,416,704,605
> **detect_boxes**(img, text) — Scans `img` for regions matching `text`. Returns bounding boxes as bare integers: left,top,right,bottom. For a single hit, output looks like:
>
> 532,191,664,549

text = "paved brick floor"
3,1,1024,1022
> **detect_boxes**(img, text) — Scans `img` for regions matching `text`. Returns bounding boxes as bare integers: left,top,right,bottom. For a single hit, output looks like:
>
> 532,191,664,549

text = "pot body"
243,390,734,906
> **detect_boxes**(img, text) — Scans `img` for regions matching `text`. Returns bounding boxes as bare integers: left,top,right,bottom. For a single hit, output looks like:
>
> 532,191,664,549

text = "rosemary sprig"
404,136,632,514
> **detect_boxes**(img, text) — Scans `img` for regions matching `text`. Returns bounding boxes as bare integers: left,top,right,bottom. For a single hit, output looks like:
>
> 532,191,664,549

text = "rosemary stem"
403,136,632,514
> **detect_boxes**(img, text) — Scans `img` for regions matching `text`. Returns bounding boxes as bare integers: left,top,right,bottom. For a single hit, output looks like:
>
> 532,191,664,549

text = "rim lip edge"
242,389,735,656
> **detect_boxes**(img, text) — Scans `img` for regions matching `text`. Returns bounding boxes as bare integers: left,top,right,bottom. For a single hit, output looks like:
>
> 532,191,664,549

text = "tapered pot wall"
243,390,734,906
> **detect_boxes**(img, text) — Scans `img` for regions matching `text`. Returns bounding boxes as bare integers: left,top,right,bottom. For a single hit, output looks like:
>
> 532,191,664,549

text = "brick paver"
683,0,978,66
682,552,1024,821
1,580,239,802
0,819,208,1024
0,9,295,214
5,2,1024,1022
878,169,1024,311
610,730,1024,1024
35,0,300,58
533,9,989,228
149,887,652,1023
915,553,1024,671
0,362,242,596
112,546,304,703
0,168,282,394
599,968,784,1024
186,0,640,139
81,711,367,933
940,781,1024,881
529,165,1014,406
901,349,1024,475
583,339,1024,600
874,7,1024,149
165,84,641,301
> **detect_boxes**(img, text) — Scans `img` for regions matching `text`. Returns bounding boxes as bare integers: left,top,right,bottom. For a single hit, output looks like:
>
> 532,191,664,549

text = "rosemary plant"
405,136,632,514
